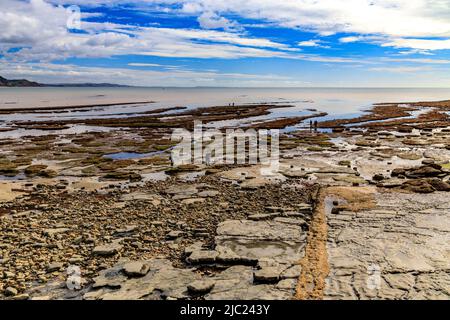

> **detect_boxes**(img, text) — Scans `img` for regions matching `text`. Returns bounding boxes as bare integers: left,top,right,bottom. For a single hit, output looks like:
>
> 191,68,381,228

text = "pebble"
4,287,18,297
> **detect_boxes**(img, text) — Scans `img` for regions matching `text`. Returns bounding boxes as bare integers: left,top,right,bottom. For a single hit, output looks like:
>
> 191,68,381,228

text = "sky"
1,0,450,87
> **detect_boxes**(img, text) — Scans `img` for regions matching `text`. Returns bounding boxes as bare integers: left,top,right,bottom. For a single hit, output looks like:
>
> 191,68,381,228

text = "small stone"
93,243,123,256
253,267,283,283
47,262,64,273
123,262,150,277
69,255,84,264
43,228,70,237
372,174,385,182
4,287,18,297
187,280,215,294
265,206,283,213
197,190,219,198
181,198,205,205
248,214,274,221
151,221,164,227
331,207,342,215
11,293,30,300
194,233,209,238
114,225,138,236
166,230,183,240
187,250,219,264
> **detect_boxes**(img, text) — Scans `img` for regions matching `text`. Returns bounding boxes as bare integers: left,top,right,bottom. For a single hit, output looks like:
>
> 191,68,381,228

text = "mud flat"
0,99,449,300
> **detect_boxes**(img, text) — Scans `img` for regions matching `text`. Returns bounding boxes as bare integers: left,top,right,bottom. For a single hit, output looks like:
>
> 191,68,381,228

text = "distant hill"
0,76,130,88
0,76,42,87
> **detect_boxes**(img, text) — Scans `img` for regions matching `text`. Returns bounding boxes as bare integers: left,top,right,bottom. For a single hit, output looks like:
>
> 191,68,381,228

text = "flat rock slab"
214,220,307,265
216,220,305,242
93,243,123,257
88,259,202,300
197,190,219,197
85,259,295,300
165,185,198,196
325,191,450,300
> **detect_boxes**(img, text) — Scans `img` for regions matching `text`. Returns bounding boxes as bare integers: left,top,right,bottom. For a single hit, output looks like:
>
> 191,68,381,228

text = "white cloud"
197,11,241,31
382,57,450,64
175,0,450,37
2,0,450,87
128,63,165,67
0,0,301,61
298,39,330,49
339,36,360,43
44,1,450,52
382,38,450,50
0,61,308,87
176,0,450,51
369,66,432,73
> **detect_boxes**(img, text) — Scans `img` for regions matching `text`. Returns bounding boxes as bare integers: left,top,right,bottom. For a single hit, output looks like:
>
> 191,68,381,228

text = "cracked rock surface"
324,191,450,300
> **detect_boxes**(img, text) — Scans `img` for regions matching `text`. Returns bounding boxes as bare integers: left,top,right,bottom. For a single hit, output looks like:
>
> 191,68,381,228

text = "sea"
1,87,450,137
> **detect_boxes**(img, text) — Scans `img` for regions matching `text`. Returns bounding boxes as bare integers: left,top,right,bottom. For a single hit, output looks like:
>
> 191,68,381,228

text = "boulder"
401,180,435,194
405,166,443,178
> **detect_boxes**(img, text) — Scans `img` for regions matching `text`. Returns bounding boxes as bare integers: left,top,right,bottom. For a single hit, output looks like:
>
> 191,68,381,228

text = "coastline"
1,97,449,300
0,101,154,113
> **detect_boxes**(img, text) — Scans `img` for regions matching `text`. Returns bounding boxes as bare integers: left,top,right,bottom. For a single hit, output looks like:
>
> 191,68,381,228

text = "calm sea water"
1,87,449,134
1,87,450,109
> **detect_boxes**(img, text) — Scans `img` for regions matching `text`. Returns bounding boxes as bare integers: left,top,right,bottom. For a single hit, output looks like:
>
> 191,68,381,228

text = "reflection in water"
1,87,450,139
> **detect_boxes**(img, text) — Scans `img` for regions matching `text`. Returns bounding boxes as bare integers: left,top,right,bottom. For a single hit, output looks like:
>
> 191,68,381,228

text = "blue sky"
1,0,450,87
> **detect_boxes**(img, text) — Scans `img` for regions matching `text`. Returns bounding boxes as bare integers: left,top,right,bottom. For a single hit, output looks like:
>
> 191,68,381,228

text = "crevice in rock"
295,187,330,300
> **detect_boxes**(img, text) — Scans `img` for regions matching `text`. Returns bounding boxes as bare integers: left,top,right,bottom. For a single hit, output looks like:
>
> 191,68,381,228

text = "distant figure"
232,102,235,107
314,120,318,132
309,120,313,132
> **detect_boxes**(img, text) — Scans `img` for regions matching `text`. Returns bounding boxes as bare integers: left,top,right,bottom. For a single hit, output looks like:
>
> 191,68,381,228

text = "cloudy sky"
1,0,450,87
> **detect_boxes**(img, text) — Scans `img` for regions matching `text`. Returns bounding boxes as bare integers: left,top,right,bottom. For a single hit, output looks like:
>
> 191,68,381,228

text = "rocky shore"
1,99,450,300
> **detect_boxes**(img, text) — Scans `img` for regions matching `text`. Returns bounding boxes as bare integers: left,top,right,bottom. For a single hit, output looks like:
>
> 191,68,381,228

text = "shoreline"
1,97,449,300
0,101,154,114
